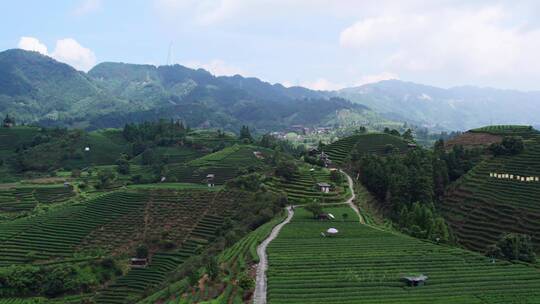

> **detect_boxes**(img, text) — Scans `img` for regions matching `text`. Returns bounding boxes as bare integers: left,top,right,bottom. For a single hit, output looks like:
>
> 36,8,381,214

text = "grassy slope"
267,206,540,304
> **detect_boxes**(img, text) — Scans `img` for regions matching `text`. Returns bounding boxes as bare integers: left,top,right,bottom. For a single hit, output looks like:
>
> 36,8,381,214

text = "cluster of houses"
489,173,540,182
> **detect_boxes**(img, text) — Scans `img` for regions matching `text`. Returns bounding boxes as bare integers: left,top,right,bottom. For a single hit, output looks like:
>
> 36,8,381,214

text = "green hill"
0,49,379,133
440,125,540,252
323,133,409,165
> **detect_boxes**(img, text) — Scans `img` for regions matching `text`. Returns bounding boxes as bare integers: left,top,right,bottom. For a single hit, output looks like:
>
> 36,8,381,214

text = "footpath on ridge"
253,206,294,304
253,169,363,303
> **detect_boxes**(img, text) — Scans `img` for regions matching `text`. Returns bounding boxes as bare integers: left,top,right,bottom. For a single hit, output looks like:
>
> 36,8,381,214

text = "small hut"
402,274,428,287
253,151,264,159
318,213,335,220
317,182,331,193
407,143,417,148
130,257,149,268
206,174,215,187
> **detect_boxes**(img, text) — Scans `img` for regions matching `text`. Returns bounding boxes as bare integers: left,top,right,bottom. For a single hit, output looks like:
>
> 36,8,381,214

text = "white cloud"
182,59,246,76
339,5,540,80
72,0,102,16
300,78,344,91
17,37,48,55
52,39,97,72
17,37,96,72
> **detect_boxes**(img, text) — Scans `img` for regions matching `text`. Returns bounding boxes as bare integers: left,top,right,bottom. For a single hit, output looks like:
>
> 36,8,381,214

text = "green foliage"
205,256,219,280
136,244,149,258
115,154,130,174
0,262,114,298
487,233,536,263
239,125,253,143
237,272,254,290
225,173,263,191
304,201,323,218
489,136,524,156
96,168,116,188
275,160,299,181
329,170,343,184
399,202,450,242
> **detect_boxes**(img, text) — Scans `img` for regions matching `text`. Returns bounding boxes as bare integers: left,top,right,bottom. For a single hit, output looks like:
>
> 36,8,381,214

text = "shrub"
136,244,149,258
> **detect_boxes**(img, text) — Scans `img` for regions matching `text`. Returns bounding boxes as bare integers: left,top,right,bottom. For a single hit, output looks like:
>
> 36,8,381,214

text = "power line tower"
166,42,173,66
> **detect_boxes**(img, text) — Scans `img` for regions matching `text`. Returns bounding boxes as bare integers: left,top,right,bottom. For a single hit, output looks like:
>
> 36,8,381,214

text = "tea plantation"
323,133,408,164
441,126,540,252
267,206,540,304
167,144,270,184
266,168,350,205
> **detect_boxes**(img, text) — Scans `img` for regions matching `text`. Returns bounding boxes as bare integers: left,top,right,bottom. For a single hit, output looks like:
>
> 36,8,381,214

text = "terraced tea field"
323,133,408,164
470,125,536,137
131,146,206,165
441,131,540,252
167,144,270,184
267,206,540,304
0,185,74,214
266,168,350,205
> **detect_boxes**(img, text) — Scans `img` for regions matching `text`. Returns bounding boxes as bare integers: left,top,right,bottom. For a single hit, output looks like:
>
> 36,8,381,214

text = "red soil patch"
445,132,502,150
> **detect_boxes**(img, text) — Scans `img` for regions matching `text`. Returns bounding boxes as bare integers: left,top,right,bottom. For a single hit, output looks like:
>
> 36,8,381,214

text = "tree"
330,170,343,184
305,201,323,218
487,233,536,263
136,244,149,258
238,272,254,290
115,154,130,175
3,114,15,127
402,129,414,141
239,125,253,143
206,257,219,280
342,213,349,221
489,136,524,156
97,169,116,189
275,160,299,181
141,149,155,165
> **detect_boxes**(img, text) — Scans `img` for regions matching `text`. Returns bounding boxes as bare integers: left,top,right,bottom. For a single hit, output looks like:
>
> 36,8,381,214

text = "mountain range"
1,48,540,132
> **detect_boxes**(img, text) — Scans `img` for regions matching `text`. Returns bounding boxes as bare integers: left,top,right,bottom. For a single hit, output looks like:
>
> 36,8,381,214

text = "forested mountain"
337,80,540,131
0,49,374,132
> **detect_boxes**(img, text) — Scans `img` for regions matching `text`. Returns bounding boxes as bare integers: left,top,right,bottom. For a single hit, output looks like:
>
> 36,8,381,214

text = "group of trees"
398,202,450,242
0,261,120,298
350,143,478,242
487,233,536,263
122,119,190,144
489,136,524,156
383,127,414,142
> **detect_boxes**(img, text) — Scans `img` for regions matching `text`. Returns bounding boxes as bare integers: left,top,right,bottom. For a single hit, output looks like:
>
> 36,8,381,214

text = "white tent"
84,147,90,152
326,228,339,235
328,213,335,219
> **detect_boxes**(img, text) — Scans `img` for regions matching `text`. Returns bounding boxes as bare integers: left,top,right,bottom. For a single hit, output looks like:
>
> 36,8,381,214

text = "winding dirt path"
253,206,294,304
340,169,365,224
253,169,363,303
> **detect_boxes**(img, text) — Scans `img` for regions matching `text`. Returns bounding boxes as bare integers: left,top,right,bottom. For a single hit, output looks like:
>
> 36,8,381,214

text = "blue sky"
3,0,540,91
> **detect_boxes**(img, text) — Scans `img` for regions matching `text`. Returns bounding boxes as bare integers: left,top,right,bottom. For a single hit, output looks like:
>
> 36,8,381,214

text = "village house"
130,257,149,268
317,182,331,193
206,174,215,187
